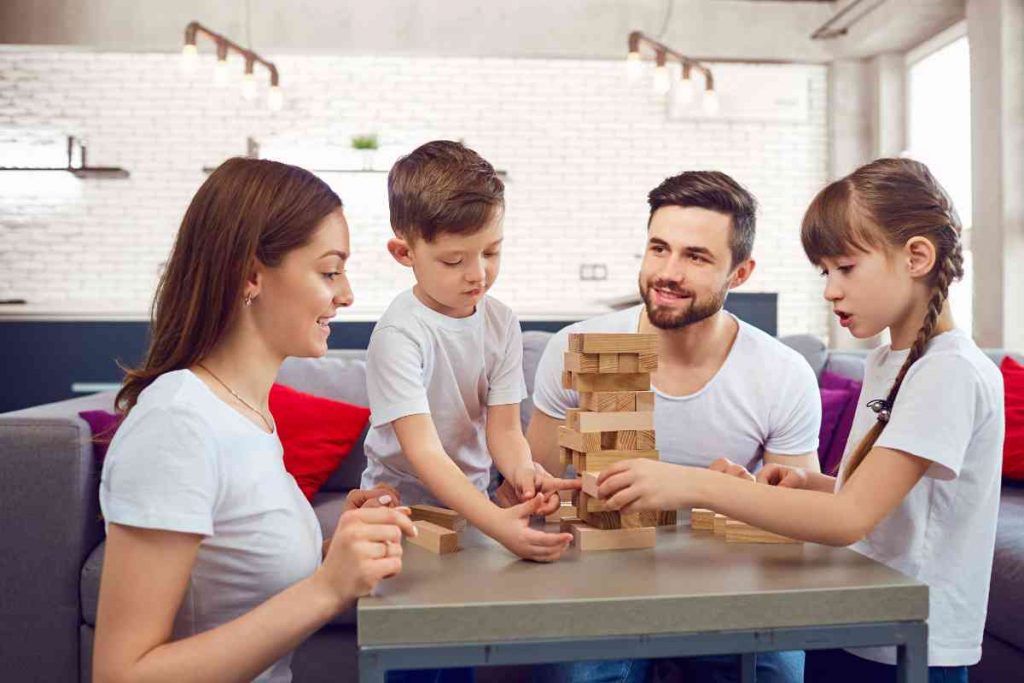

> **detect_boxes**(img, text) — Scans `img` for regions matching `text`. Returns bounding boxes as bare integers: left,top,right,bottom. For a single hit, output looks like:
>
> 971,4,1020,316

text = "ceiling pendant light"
181,21,282,111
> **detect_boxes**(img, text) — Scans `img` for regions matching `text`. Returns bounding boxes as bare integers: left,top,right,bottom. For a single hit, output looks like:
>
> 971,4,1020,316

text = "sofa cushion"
1002,356,1024,481
780,334,828,378
986,481,1024,649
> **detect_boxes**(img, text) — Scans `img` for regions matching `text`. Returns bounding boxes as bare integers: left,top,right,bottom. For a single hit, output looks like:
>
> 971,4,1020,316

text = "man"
527,170,820,683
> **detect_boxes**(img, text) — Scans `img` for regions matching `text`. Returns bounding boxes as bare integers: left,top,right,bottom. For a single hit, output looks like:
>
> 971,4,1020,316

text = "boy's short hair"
647,170,757,267
387,140,505,242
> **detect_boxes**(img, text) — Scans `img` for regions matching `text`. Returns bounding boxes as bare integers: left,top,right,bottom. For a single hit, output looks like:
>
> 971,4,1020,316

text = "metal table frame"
359,620,928,682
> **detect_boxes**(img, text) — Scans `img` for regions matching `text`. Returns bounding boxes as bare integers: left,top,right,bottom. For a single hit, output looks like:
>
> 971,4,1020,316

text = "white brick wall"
0,50,829,337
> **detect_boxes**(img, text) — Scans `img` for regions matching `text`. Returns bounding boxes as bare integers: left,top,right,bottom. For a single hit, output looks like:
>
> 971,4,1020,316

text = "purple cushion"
78,410,122,464
818,371,863,475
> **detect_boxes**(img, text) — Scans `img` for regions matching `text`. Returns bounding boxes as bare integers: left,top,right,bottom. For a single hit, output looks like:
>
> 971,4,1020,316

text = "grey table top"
357,521,928,647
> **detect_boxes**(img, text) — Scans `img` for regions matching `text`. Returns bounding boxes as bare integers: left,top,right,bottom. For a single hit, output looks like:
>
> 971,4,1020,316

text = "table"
357,522,928,682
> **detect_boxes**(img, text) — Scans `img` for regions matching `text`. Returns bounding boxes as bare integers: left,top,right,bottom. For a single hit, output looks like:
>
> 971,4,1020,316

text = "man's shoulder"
735,319,816,379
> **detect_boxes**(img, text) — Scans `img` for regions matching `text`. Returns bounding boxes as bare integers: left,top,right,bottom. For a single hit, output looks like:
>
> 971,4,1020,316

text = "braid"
839,247,961,481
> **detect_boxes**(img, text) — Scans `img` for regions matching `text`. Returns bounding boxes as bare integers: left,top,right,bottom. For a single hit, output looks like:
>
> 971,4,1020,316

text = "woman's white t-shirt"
99,370,323,683
837,329,1004,667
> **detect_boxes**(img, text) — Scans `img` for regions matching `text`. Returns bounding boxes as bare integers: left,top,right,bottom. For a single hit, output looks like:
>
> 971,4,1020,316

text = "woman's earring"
244,293,253,307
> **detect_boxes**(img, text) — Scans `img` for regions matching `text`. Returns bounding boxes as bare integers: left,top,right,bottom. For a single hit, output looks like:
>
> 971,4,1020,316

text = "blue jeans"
805,648,968,682
541,650,804,683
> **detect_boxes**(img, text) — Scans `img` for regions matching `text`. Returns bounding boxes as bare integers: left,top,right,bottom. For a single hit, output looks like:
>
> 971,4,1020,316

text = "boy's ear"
904,236,937,279
387,238,415,268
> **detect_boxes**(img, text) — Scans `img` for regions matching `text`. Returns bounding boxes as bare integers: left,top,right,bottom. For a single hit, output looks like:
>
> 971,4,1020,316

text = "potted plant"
351,133,379,170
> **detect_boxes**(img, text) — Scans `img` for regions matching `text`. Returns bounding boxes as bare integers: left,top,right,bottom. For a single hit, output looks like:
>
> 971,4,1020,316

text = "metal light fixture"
182,21,282,111
626,30,716,116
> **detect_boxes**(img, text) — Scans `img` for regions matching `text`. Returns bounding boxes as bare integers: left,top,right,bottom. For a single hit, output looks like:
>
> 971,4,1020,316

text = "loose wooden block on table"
568,333,657,355
713,513,729,536
409,504,466,532
563,372,651,393
407,520,459,554
725,519,800,545
690,508,716,531
570,523,656,551
545,502,577,523
656,510,678,526
566,410,654,433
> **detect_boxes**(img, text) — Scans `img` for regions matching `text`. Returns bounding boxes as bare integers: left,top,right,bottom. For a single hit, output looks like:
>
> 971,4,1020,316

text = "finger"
597,461,630,484
604,486,642,512
353,539,390,560
535,492,562,516
520,475,536,500
756,466,778,485
597,469,633,499
375,484,402,505
358,524,405,544
522,528,574,548
708,457,730,473
540,477,581,494
779,472,803,488
344,489,372,510
368,556,403,581
352,507,419,537
512,492,545,518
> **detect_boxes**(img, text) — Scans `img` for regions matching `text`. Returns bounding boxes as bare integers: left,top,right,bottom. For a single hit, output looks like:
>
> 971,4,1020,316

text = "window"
906,25,972,333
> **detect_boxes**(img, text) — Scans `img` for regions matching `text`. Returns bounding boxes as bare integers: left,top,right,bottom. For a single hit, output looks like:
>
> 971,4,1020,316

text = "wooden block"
578,492,620,529
581,470,600,497
569,373,651,393
620,510,659,528
561,371,574,389
569,333,658,355
635,391,655,412
638,352,658,371
607,430,637,450
558,426,602,453
560,446,574,465
656,510,678,527
579,391,644,412
615,392,636,411
618,353,640,373
713,513,728,536
571,523,656,551
573,449,660,472
409,504,466,532
572,411,654,433
563,352,600,374
545,503,577,523
725,520,800,544
598,353,619,373
560,517,584,534
637,429,656,450
690,508,716,531
407,520,459,554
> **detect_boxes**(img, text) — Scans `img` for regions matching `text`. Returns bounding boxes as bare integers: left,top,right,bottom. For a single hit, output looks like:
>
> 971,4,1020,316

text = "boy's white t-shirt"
837,329,1004,667
99,370,323,683
361,289,528,506
532,305,821,470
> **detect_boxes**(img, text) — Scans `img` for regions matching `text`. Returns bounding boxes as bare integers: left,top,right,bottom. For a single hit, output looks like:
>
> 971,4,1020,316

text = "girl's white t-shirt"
99,370,323,683
837,329,1004,666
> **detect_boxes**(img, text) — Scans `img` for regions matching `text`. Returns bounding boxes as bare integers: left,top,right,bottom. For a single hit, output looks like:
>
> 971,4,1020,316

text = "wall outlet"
578,263,608,281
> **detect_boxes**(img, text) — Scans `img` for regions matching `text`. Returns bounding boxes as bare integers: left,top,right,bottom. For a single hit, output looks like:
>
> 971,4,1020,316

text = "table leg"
359,650,386,683
738,652,756,683
896,622,928,683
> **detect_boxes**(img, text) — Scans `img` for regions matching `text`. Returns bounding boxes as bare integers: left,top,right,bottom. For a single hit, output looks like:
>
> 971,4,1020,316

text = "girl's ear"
904,236,937,279
387,238,415,268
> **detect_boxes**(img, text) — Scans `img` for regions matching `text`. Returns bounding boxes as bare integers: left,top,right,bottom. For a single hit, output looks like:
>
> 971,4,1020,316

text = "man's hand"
708,457,755,482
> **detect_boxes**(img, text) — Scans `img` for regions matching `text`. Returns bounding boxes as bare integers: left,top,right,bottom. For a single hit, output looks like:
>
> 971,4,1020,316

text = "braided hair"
801,158,964,481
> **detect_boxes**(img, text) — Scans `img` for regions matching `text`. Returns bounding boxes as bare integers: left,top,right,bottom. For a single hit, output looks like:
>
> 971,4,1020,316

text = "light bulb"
626,51,643,83
180,44,198,73
703,88,720,116
214,57,230,85
652,65,671,96
675,74,696,108
268,85,284,111
242,72,257,100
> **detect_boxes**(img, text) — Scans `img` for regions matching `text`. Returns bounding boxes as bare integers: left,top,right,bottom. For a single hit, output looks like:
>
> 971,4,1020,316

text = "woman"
93,158,416,683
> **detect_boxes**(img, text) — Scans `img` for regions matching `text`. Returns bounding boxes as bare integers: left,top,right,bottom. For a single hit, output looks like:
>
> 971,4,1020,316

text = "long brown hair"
801,158,964,481
116,158,342,414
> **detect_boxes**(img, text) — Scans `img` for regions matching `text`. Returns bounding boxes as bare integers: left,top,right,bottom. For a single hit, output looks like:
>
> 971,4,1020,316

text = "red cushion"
269,383,370,500
1002,357,1024,480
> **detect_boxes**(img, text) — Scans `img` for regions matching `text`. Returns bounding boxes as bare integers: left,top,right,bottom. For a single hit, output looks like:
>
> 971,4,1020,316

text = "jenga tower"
557,333,673,551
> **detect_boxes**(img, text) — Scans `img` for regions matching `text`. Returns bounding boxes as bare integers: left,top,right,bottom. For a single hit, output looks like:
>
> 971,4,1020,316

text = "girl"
597,158,1004,682
93,158,416,683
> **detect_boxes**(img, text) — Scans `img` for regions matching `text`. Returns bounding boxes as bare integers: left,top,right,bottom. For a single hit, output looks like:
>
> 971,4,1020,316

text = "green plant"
351,134,379,150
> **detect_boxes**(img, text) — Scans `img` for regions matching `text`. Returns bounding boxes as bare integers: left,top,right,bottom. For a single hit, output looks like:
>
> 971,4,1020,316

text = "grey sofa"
0,330,1020,682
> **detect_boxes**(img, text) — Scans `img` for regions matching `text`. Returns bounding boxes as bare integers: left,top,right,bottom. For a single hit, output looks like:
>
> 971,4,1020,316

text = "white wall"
0,50,829,337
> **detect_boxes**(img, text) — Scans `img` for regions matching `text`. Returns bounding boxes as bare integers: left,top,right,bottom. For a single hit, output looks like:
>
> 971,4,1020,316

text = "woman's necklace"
196,363,274,433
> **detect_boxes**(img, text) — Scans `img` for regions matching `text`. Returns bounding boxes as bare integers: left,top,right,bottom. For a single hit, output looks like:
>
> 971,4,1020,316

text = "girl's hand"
316,507,416,612
597,459,694,513
489,493,573,562
344,484,402,511
708,457,755,482
756,463,810,489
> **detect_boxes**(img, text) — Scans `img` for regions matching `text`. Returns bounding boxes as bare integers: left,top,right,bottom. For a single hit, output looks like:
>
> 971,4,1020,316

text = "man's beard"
639,276,729,330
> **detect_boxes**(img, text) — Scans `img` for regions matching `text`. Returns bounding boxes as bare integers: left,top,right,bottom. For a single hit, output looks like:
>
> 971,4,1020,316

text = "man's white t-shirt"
837,329,1004,667
533,305,821,470
99,370,323,683
361,289,529,506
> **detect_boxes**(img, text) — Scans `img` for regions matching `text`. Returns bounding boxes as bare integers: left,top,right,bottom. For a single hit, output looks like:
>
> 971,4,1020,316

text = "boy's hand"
490,493,573,562
708,457,755,482
510,463,580,516
597,459,693,514
757,463,810,489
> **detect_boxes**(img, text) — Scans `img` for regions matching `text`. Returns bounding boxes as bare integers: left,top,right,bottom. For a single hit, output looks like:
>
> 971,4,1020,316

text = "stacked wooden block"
558,333,671,551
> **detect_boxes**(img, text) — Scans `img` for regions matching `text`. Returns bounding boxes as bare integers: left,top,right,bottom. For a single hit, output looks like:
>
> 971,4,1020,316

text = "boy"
361,140,576,562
